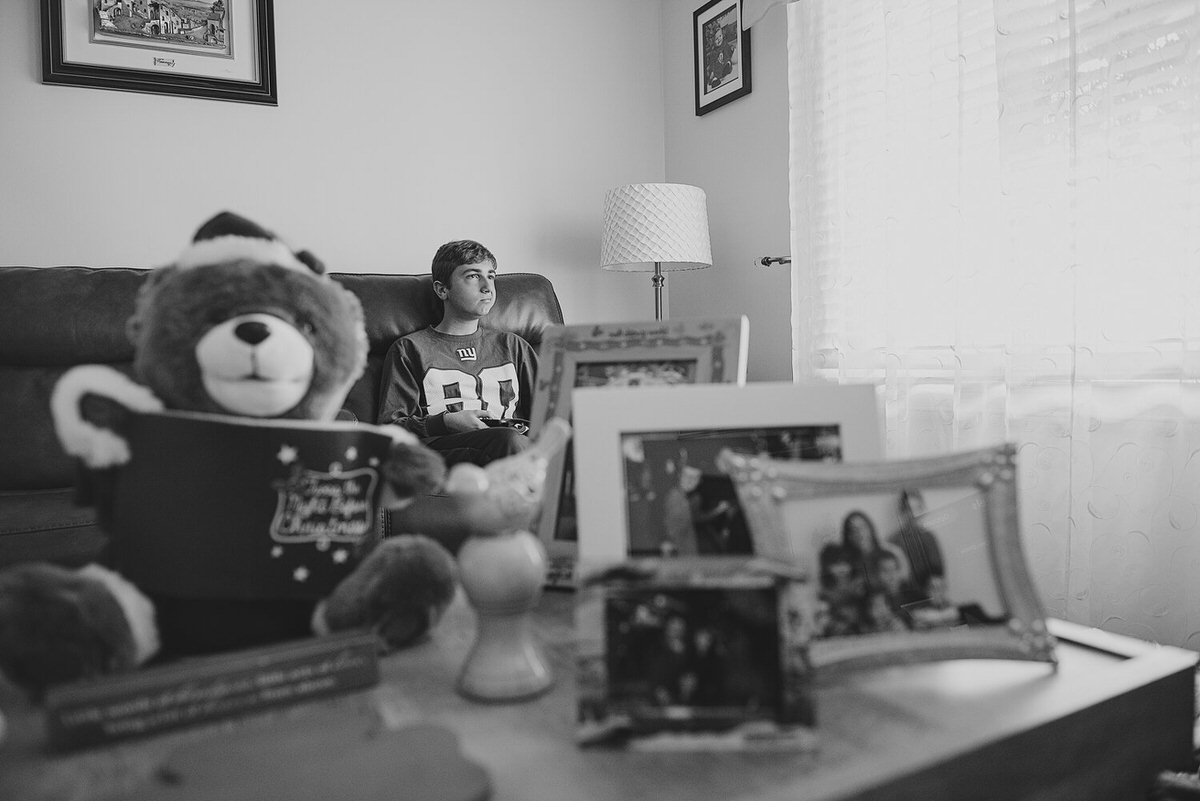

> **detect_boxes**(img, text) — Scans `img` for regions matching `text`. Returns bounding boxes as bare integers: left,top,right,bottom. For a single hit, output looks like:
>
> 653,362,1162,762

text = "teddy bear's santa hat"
175,211,325,275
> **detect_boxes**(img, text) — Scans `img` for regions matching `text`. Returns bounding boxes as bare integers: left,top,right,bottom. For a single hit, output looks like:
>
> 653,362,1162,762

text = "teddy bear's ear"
294,249,326,276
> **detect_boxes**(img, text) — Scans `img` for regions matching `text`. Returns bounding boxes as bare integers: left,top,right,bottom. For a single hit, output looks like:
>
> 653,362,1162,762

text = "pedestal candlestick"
443,419,570,703
455,529,552,701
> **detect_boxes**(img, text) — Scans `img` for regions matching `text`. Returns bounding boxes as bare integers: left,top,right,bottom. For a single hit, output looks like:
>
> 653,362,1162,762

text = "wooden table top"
1,590,1195,801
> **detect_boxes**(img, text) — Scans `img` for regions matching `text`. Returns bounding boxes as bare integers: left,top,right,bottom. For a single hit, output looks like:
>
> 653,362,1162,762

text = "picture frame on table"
41,0,278,105
575,556,815,749
693,0,752,116
571,382,882,568
718,443,1058,673
529,317,749,587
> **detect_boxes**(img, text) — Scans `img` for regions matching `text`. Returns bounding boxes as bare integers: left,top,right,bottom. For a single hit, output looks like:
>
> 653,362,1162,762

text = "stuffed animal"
0,212,459,700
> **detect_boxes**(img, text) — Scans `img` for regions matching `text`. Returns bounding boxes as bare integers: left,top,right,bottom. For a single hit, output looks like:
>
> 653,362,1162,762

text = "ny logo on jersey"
456,347,477,362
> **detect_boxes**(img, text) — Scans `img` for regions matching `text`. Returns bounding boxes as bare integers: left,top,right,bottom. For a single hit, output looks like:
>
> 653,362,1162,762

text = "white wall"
661,0,792,382
0,0,664,325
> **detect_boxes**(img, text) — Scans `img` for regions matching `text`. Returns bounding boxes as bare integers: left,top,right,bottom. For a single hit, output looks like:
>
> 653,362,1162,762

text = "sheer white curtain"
789,0,1200,647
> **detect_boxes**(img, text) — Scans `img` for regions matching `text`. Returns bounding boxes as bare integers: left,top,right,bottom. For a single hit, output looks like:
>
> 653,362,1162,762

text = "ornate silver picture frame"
719,444,1057,672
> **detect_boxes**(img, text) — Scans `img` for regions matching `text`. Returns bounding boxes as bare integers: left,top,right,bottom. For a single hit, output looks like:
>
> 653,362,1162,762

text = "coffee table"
0,590,1195,801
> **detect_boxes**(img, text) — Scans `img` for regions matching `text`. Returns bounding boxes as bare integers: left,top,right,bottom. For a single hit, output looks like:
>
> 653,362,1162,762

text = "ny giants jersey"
377,326,537,438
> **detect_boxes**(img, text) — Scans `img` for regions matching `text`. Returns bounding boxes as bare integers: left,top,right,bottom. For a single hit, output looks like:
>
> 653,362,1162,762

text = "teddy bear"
0,212,461,700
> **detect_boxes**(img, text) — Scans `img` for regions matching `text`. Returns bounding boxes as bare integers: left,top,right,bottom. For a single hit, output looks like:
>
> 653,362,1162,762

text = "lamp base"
651,262,666,321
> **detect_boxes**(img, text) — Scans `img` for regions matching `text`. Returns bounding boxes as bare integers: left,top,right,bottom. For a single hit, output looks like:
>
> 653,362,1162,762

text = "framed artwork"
693,0,752,116
719,444,1058,673
575,556,815,749
42,0,278,105
529,317,749,587
571,382,882,567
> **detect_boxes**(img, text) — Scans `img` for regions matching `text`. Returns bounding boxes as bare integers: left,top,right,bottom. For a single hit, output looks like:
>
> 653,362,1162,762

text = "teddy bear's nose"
235,321,271,345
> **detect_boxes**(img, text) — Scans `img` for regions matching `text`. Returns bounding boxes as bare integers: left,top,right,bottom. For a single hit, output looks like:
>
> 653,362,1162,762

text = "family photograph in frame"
618,424,842,558
719,444,1058,673
575,557,815,749
571,382,882,568
42,0,277,105
529,317,749,586
693,0,752,116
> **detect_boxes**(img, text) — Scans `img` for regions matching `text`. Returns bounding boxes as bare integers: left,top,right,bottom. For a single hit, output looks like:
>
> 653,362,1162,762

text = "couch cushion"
0,266,142,367
0,267,144,491
333,272,563,353
0,488,108,567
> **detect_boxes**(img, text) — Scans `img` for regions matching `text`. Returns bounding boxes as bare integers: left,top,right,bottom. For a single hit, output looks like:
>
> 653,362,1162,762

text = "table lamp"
600,183,712,321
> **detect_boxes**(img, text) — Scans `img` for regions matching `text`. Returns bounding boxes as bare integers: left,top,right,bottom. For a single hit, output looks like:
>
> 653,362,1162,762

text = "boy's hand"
444,410,491,432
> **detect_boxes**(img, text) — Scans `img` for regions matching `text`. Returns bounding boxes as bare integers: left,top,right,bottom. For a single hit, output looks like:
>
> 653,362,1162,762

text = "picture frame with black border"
42,0,277,105
718,443,1058,674
529,317,749,587
575,556,816,749
572,382,882,569
694,0,752,116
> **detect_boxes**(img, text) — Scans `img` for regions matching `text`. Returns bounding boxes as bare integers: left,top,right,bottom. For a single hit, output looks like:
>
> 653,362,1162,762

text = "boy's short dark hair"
431,240,496,286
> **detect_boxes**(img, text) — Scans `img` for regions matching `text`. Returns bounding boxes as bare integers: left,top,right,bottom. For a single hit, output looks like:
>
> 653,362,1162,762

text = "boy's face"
437,260,496,319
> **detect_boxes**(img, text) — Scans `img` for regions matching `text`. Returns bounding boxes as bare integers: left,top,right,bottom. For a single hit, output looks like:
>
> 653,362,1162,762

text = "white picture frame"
572,382,883,567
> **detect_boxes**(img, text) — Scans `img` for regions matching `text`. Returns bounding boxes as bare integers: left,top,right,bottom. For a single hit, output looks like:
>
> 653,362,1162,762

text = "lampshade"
600,183,713,273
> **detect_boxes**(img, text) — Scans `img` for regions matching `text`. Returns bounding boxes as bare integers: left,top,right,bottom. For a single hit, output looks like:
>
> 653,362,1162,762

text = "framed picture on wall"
693,0,752,116
529,317,749,587
41,0,278,105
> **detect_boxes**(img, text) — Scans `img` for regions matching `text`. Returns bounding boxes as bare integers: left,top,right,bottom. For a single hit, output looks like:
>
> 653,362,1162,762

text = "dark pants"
424,426,530,467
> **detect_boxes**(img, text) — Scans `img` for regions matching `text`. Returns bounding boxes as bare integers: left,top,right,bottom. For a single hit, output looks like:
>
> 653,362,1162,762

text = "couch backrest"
0,266,564,491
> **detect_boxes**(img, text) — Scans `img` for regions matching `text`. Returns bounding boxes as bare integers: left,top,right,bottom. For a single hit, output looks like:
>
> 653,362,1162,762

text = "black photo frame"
575,557,815,749
42,0,278,106
693,0,752,116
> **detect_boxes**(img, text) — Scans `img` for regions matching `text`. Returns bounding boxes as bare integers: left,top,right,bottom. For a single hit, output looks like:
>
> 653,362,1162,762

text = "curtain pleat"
789,0,1200,647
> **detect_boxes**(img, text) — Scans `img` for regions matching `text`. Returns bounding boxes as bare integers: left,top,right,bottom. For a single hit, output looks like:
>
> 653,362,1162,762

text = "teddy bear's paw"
78,428,134,469
0,563,146,701
51,365,164,469
76,564,159,665
317,535,458,651
382,440,447,501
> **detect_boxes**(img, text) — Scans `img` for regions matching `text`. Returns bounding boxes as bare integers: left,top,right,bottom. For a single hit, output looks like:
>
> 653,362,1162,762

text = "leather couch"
0,265,563,568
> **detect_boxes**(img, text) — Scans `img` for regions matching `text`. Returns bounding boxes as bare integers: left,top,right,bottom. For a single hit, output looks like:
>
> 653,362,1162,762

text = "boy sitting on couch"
377,240,537,467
